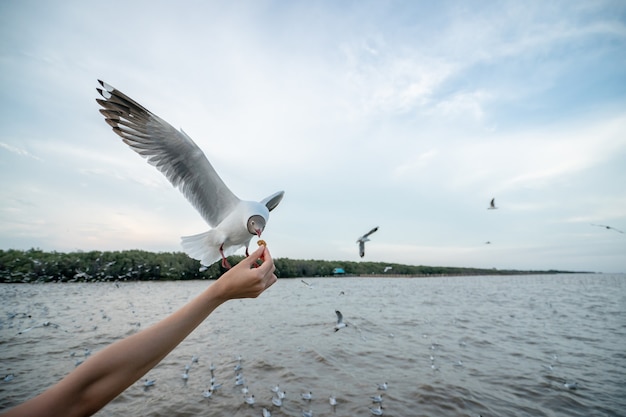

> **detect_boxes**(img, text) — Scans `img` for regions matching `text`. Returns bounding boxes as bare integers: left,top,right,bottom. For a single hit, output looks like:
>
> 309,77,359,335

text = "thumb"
247,245,265,263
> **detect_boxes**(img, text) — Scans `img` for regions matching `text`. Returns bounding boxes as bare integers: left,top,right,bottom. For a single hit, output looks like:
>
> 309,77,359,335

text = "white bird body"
96,80,284,268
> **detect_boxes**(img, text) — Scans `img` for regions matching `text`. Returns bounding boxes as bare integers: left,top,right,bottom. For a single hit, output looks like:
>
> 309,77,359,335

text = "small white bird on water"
302,410,313,417
96,80,284,268
334,310,347,332
369,404,384,415
329,395,337,406
377,382,388,391
371,394,383,403
357,226,379,258
262,408,271,417
301,391,313,400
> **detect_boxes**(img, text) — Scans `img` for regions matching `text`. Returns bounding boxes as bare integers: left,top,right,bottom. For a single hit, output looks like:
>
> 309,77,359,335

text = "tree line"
0,248,574,283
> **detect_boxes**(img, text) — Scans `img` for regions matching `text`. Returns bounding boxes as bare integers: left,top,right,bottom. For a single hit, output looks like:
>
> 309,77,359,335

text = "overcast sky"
1,0,625,273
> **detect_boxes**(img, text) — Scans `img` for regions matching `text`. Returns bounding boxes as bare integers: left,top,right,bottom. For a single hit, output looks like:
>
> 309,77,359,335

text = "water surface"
1,274,625,416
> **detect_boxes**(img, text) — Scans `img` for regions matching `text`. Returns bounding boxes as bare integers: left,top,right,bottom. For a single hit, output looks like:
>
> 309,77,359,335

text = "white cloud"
0,142,42,161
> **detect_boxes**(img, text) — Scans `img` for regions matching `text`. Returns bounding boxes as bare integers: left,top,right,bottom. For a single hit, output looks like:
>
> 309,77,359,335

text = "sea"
1,274,625,417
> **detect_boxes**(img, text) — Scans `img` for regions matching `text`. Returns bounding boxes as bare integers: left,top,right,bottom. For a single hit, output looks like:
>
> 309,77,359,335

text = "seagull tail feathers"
181,230,223,267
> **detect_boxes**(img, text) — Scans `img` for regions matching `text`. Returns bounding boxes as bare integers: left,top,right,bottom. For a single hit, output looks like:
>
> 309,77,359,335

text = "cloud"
0,142,42,161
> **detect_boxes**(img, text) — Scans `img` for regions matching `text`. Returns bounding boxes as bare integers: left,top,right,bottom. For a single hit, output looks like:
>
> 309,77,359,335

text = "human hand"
213,245,277,301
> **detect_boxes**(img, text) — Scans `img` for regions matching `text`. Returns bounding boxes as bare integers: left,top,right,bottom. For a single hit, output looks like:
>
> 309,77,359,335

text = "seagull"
96,80,284,269
301,391,313,401
329,395,337,407
301,279,313,288
262,408,272,417
302,410,313,417
244,394,255,405
591,224,624,234
143,378,156,387
201,389,212,398
488,198,498,210
357,226,379,258
271,396,283,407
564,381,578,390
370,394,383,403
377,382,388,391
334,310,347,332
369,404,384,415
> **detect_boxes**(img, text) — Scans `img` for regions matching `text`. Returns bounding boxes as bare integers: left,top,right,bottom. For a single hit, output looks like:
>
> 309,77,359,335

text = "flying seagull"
357,226,379,258
96,80,284,268
590,224,624,234
488,198,498,210
334,310,347,332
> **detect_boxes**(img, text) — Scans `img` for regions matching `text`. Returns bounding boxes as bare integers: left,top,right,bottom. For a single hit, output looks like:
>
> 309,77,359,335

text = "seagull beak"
256,229,262,237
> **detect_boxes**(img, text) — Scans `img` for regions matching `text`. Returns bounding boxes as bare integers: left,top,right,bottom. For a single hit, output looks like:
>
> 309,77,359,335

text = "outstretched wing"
335,310,344,324
96,80,239,227
261,190,285,212
360,226,379,240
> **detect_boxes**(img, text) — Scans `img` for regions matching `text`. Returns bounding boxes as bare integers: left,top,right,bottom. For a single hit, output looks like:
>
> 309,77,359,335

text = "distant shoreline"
0,248,594,283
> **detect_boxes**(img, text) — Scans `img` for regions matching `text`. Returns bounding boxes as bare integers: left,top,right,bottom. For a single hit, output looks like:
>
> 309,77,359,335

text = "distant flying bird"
357,226,379,258
590,224,624,234
488,198,498,210
96,80,284,268
334,310,347,332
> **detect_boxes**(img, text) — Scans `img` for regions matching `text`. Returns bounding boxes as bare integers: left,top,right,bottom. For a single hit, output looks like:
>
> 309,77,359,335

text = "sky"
1,1,625,273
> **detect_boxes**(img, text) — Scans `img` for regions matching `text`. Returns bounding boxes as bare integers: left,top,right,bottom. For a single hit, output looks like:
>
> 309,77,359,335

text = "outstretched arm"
2,245,277,417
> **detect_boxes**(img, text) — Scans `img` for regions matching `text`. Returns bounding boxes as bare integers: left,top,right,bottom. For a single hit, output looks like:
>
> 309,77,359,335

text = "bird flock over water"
137,352,394,416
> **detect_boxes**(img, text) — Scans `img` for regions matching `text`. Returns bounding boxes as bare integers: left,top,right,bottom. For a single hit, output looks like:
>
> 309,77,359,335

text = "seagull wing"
335,310,344,324
260,190,285,212
362,226,379,239
96,80,239,227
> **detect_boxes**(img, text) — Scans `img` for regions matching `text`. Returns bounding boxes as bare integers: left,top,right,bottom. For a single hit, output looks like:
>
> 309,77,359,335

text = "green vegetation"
0,248,578,283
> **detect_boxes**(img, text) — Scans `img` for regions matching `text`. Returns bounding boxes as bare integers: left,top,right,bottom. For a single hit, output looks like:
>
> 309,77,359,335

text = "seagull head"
247,215,267,237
